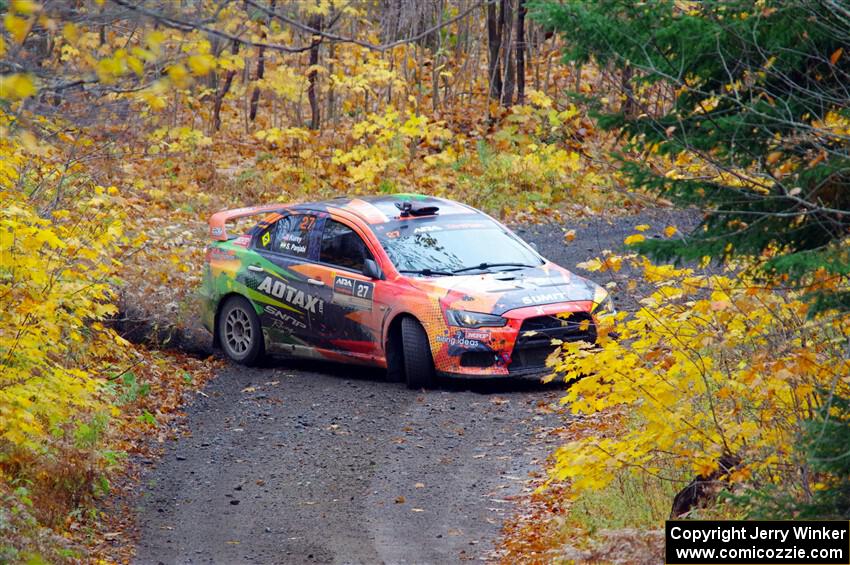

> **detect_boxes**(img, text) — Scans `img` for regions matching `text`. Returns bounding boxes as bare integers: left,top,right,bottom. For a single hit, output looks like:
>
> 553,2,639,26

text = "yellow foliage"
0,127,128,453
0,73,36,100
549,254,850,501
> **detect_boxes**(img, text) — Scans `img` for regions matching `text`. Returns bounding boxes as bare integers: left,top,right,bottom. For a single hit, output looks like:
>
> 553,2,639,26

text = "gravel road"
132,208,698,565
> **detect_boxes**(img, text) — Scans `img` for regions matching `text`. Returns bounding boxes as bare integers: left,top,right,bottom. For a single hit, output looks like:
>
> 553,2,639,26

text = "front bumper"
431,301,597,377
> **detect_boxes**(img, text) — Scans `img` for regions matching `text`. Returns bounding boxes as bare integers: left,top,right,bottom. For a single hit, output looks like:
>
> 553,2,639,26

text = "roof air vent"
395,201,439,217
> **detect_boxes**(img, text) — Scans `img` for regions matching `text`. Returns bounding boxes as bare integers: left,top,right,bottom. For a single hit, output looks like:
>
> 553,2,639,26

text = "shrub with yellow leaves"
0,191,127,451
548,253,850,513
0,110,131,510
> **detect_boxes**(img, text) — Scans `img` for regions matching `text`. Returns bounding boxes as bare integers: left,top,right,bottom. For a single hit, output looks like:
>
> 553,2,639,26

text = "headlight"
592,287,615,314
445,309,508,328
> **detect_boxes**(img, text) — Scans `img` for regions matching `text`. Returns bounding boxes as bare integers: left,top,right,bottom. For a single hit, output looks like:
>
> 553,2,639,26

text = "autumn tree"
532,0,850,311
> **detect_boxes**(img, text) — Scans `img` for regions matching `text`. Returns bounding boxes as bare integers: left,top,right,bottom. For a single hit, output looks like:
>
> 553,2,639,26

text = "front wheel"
401,317,436,389
218,296,264,365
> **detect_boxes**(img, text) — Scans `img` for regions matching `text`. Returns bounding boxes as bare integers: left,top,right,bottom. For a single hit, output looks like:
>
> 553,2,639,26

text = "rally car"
201,194,612,388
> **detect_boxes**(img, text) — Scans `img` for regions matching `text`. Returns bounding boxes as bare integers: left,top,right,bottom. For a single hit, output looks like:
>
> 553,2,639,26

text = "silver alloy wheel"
224,306,253,356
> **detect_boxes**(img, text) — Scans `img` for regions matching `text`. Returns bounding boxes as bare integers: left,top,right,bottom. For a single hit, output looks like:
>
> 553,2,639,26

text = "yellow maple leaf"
0,73,36,100
4,13,30,43
187,54,216,76
624,233,645,245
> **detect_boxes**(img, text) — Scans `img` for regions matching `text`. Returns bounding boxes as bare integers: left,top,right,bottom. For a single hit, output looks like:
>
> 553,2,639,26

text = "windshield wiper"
399,268,456,277
452,262,538,274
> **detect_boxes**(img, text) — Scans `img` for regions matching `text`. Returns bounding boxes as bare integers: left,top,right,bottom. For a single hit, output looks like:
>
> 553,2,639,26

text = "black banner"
666,520,849,564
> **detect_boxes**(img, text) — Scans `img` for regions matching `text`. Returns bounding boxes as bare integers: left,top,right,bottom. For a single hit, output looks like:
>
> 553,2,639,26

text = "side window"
256,214,315,258
320,219,373,272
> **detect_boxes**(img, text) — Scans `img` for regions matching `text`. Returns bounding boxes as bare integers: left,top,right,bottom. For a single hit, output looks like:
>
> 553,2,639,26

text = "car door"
307,217,386,360
248,212,324,349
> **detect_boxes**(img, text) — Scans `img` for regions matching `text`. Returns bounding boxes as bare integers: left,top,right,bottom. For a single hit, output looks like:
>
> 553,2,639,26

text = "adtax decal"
332,275,374,311
257,276,324,314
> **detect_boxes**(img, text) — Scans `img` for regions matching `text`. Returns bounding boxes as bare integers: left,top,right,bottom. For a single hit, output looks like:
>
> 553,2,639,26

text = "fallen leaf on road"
395,496,405,504
411,508,424,512
415,482,425,488
241,386,256,393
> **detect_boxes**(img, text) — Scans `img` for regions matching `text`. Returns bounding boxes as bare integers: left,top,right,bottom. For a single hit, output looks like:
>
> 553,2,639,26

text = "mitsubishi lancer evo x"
201,194,612,388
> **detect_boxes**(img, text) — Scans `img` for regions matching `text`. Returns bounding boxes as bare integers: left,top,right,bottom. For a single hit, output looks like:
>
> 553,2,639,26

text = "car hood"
409,263,600,316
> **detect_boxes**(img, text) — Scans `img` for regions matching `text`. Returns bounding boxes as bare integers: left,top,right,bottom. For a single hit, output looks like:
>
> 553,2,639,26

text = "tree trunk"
501,0,515,106
307,13,323,130
621,63,635,117
432,1,443,114
248,0,275,122
213,41,239,132
327,41,336,126
486,2,502,101
516,0,526,104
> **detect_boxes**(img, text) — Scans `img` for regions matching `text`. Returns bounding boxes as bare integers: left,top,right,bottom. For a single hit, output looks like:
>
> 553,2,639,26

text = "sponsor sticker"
521,291,570,305
465,330,490,341
263,305,307,331
436,330,480,349
333,275,373,310
257,276,324,314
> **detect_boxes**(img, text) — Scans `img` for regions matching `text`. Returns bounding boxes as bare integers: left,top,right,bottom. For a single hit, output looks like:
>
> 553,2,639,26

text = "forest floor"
123,207,698,564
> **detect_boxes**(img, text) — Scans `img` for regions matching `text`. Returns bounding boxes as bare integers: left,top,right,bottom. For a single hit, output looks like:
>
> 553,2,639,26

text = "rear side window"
257,214,315,258
320,219,373,272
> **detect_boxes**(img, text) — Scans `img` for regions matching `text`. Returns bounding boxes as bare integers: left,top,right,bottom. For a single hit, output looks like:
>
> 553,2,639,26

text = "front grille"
508,312,596,374
460,351,498,368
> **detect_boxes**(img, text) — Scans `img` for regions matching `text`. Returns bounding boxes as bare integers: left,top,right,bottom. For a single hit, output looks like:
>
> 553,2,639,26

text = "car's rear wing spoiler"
208,204,286,241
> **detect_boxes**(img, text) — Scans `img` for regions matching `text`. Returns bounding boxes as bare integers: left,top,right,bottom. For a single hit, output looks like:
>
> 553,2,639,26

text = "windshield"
376,217,543,274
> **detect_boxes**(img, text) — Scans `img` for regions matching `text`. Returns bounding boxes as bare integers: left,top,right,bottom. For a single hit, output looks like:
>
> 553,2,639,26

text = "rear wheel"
218,296,264,365
401,317,436,389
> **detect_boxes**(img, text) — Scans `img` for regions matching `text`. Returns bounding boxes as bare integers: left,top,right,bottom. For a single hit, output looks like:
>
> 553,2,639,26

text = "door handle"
307,278,325,286
248,265,265,273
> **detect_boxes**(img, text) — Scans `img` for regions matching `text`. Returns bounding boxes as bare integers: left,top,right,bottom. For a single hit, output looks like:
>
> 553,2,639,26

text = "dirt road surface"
133,209,696,564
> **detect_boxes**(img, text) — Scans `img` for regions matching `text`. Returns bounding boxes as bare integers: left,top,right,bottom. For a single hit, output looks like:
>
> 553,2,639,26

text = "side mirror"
363,258,383,280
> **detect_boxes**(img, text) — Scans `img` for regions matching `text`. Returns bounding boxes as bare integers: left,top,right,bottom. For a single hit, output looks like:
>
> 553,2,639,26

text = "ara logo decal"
332,275,373,310
257,276,324,314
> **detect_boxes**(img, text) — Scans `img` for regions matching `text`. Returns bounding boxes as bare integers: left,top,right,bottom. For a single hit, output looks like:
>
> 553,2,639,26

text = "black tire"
218,296,264,365
401,317,436,389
